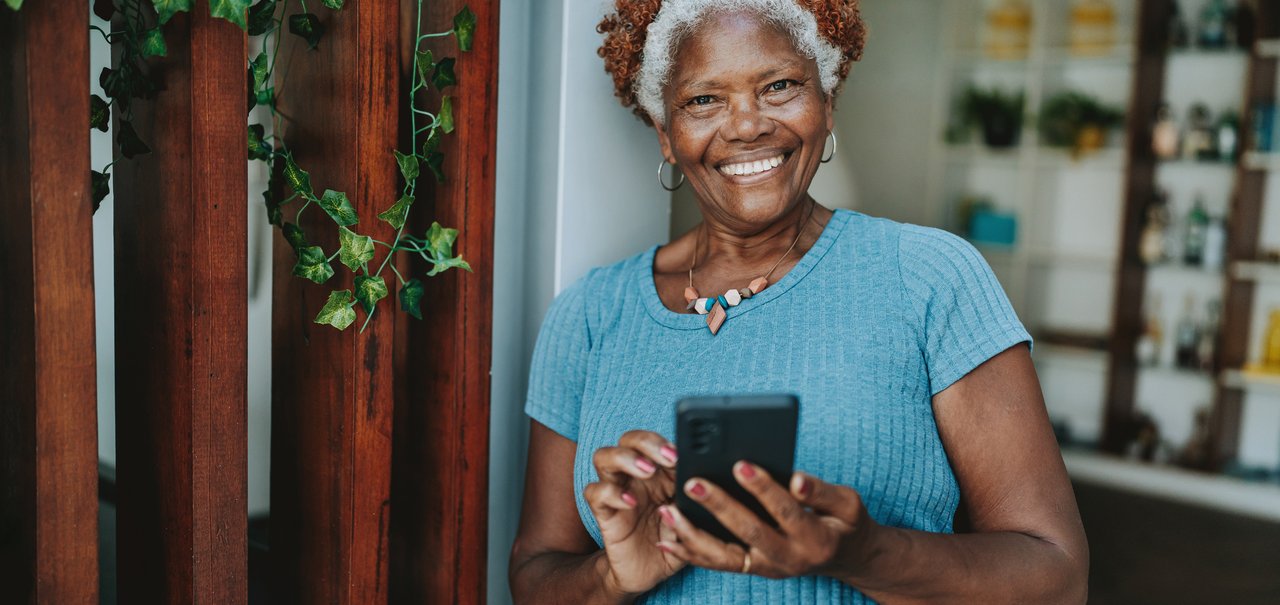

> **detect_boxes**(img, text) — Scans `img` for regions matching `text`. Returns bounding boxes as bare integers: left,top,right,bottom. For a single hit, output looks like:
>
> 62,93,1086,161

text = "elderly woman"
509,1,1088,603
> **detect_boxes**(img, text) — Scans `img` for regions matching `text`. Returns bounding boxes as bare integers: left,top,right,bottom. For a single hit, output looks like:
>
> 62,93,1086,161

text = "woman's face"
656,10,833,229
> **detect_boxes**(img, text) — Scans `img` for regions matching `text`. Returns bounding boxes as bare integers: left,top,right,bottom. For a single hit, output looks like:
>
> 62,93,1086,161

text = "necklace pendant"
683,286,699,305
706,302,727,335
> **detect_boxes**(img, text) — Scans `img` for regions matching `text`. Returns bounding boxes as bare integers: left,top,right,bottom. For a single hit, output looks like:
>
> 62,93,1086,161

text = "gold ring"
740,551,752,574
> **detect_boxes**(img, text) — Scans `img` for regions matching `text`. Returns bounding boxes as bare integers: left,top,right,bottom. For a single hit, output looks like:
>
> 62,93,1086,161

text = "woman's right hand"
584,430,687,598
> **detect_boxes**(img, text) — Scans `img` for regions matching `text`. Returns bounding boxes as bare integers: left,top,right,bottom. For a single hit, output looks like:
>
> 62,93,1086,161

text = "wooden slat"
390,1,498,603
269,2,400,602
1211,0,1280,468
0,3,100,603
1102,0,1173,454
113,7,248,604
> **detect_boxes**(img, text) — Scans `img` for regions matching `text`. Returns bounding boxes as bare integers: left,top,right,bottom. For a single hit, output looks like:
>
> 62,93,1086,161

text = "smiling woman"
508,1,1089,604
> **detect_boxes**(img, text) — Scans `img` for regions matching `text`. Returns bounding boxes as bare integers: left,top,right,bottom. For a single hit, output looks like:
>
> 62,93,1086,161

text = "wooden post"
112,6,248,604
390,1,498,603
0,2,100,603
269,2,401,602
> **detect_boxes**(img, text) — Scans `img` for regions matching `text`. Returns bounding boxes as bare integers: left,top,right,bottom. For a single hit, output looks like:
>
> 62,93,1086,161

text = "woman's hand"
656,462,875,580
584,430,688,597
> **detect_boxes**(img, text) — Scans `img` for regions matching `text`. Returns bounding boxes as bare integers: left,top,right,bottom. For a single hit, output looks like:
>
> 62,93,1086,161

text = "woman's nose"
722,98,774,143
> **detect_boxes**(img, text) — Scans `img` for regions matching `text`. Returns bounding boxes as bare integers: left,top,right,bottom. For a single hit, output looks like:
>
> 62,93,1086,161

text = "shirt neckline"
638,209,852,330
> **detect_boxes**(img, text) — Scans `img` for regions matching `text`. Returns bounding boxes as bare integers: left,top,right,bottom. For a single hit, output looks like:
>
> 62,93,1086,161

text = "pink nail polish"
621,492,637,507
635,457,656,473
738,462,757,479
659,506,675,527
797,476,812,498
688,481,706,498
660,445,679,463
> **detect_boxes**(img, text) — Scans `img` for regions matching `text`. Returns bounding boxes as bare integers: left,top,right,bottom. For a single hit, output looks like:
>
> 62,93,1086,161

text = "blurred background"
79,0,1280,603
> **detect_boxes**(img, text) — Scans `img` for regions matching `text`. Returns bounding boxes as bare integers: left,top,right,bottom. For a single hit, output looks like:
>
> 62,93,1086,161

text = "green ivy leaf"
423,221,470,276
90,94,110,133
283,154,312,196
322,0,343,8
292,245,334,284
453,6,477,52
353,275,389,314
422,127,441,155
314,290,356,330
399,278,425,319
249,51,269,90
377,194,414,230
318,189,358,226
432,57,457,90
283,222,308,252
439,96,454,134
117,120,151,159
91,170,110,212
424,151,445,182
247,0,276,36
210,0,252,29
4,0,20,10
337,226,375,270
265,191,283,227
140,27,167,57
288,13,323,50
248,124,272,161
152,0,192,24
414,50,435,86
255,87,274,106
394,149,419,183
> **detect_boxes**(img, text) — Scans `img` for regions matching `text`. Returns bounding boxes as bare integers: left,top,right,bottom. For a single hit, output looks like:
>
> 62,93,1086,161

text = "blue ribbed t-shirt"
525,209,1032,604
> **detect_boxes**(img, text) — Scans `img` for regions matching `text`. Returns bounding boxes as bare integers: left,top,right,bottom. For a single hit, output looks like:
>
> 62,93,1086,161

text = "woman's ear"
824,93,835,133
654,122,675,164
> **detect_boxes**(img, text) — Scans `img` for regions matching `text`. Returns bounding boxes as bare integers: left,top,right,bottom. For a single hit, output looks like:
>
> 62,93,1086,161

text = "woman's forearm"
510,549,637,605
837,525,1088,605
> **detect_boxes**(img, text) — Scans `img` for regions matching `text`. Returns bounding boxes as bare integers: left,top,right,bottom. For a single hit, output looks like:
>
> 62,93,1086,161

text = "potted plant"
956,86,1026,148
1038,91,1125,158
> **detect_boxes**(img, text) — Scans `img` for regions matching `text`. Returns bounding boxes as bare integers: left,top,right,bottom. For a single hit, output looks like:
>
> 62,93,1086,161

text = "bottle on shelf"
1139,188,1170,264
1136,293,1164,367
1217,111,1239,162
1263,308,1280,370
1202,215,1227,271
1152,103,1181,160
984,0,1032,61
1197,299,1221,373
1175,293,1200,370
1196,0,1230,50
1183,194,1209,266
1069,0,1116,57
1249,103,1276,153
1183,103,1218,160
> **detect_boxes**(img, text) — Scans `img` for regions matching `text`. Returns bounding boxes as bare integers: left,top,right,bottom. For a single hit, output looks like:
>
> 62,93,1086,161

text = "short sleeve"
524,277,592,441
898,225,1032,396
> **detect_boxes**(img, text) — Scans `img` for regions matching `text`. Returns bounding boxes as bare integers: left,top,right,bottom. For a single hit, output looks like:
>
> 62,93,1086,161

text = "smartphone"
674,394,799,545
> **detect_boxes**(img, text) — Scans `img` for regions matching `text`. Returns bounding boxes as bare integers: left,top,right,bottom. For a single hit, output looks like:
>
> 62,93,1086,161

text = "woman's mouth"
718,153,786,177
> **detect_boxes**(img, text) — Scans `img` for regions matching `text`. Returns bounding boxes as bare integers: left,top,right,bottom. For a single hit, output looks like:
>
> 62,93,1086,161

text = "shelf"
1221,367,1280,398
1157,158,1237,171
1146,262,1225,279
1167,47,1249,61
1257,39,1280,59
1243,151,1280,172
1062,449,1280,523
1230,260,1280,284
944,144,1125,169
1138,364,1216,385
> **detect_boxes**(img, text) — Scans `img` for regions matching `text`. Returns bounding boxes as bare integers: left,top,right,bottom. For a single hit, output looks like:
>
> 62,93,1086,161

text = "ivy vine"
10,0,475,331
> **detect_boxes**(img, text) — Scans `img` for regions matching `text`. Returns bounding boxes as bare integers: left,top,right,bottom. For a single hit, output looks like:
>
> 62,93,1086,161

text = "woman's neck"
693,197,821,272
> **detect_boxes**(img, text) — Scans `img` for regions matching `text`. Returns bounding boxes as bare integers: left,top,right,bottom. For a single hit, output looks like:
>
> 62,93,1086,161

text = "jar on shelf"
1069,0,1116,57
985,0,1032,61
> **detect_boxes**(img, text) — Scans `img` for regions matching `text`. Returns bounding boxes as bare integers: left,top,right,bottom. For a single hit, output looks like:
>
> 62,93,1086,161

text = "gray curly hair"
634,0,845,126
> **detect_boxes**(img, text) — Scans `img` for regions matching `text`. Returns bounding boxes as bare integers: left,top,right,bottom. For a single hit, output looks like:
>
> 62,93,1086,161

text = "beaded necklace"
684,202,815,335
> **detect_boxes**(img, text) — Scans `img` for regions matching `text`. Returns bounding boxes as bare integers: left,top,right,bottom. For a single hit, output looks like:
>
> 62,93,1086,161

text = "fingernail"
797,475,812,498
737,461,756,480
687,480,707,499
659,505,675,527
656,541,671,553
660,445,679,464
635,458,656,473
621,492,637,507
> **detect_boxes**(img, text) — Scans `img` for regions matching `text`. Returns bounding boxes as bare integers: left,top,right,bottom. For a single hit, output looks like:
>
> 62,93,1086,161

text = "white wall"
488,0,671,602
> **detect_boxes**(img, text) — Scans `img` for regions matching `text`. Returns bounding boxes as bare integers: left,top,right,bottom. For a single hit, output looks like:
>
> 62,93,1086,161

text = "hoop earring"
658,160,685,191
821,131,837,164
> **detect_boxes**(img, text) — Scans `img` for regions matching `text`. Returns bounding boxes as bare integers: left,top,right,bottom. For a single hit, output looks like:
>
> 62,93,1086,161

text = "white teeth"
719,154,785,177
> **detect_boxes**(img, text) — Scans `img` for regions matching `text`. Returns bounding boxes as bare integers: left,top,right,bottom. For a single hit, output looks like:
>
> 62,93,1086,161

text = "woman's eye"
769,80,795,92
690,95,714,106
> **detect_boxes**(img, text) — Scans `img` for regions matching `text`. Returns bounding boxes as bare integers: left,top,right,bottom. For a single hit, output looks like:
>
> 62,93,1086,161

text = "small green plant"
955,86,1026,148
1038,91,1125,155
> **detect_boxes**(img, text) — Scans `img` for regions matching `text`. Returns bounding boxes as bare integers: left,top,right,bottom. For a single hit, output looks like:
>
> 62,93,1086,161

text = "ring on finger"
740,551,752,574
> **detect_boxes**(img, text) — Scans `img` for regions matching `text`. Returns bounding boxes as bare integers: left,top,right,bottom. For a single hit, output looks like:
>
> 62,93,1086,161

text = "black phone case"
674,394,799,546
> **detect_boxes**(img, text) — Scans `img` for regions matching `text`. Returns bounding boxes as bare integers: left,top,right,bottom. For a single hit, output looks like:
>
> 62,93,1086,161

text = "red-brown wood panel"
113,7,248,604
270,1,400,602
390,1,498,603
0,3,100,603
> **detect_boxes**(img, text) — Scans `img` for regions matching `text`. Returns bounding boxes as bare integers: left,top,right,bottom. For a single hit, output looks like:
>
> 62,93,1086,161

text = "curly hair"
597,0,867,126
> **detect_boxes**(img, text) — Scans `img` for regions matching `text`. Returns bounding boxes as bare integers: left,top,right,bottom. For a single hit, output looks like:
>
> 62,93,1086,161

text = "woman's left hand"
656,462,876,580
